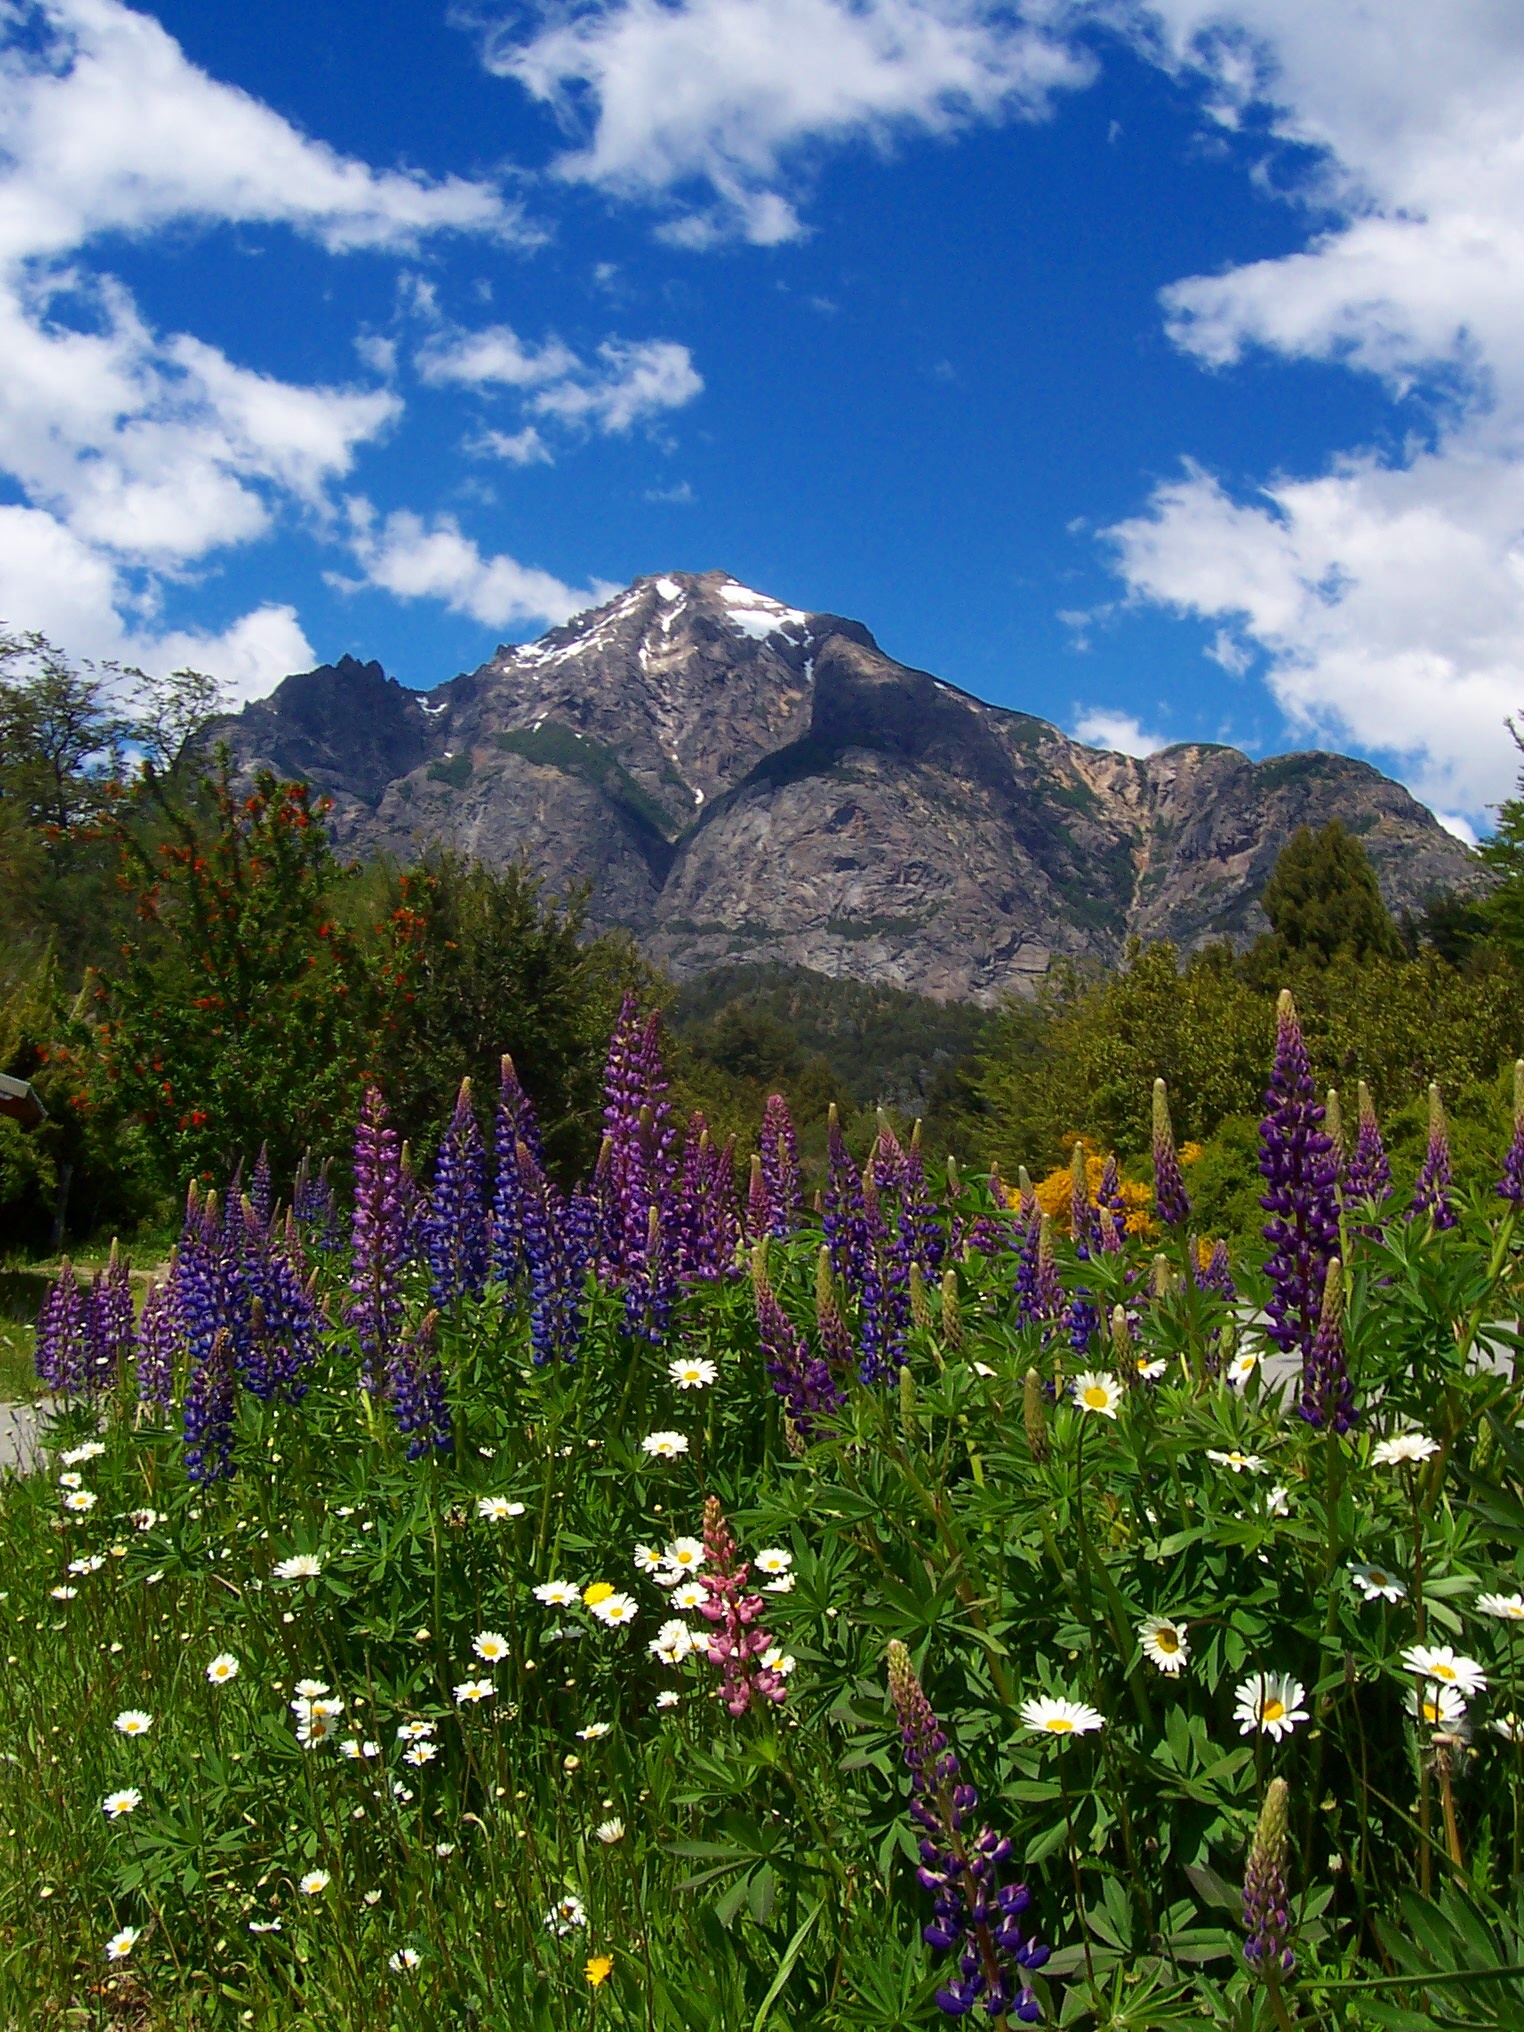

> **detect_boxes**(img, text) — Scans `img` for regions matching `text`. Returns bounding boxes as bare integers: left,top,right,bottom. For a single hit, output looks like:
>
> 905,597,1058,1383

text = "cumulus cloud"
419,320,703,436
1101,0,1524,818
481,0,1093,243
1070,706,1170,757
344,504,618,631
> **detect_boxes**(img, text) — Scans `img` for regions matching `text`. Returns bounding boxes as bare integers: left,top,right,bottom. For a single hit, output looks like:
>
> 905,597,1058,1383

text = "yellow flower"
582,1582,615,1609
586,1954,614,1987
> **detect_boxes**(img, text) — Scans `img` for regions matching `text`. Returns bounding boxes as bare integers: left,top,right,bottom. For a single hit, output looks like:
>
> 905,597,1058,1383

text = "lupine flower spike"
886,1640,1048,2021
34,1260,86,1397
1242,1777,1295,1979
697,1498,788,1715
425,1077,490,1305
1259,992,1340,1365
348,1085,407,1391
1152,1079,1191,1227
1411,1083,1457,1231
1344,1079,1392,1221
1300,1257,1356,1435
1324,1089,1344,1179
1498,1060,1524,1206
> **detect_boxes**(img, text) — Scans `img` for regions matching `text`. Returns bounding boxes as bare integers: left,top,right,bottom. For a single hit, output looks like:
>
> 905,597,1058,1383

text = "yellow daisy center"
1083,1387,1109,1409
1044,1716,1075,1733
1262,1699,1285,1723
1155,1628,1179,1653
1369,1572,1388,1587
1433,1664,1456,1681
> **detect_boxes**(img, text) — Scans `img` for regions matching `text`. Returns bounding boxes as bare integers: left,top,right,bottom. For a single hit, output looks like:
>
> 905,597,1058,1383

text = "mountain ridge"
220,569,1478,1003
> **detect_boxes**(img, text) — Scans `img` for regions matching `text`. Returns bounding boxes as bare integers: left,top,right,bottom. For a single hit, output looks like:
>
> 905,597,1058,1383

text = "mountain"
221,570,1478,1003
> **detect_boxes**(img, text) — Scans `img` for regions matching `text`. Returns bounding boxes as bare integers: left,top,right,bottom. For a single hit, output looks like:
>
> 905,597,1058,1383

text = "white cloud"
1070,706,1170,757
1101,1,1524,818
420,320,703,436
483,0,1093,243
345,505,618,631
418,325,580,390
149,604,317,708
471,425,554,466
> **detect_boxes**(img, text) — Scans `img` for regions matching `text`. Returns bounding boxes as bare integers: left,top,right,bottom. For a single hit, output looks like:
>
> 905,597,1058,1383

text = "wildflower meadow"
10,988,1524,2029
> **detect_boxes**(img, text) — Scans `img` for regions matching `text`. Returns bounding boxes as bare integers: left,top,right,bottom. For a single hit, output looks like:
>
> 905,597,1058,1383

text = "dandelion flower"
102,1789,141,1819
472,1630,510,1663
1138,1615,1189,1674
590,1592,638,1628
582,1581,615,1609
1401,1645,1487,1695
545,1894,587,1934
753,1548,792,1575
577,1722,611,1740
1021,1695,1105,1739
1412,1682,1468,1728
669,1356,717,1390
534,1579,579,1608
1070,1373,1122,1419
454,1679,495,1705
1226,1351,1259,1388
632,1544,664,1574
60,1442,105,1466
114,1710,152,1737
655,1689,680,1709
299,1870,331,1895
206,1653,240,1684
1234,1673,1308,1740
1477,1592,1524,1621
1350,1564,1405,1603
273,1554,323,1580
1372,1432,1440,1467
49,1586,77,1601
63,1490,98,1513
477,1496,525,1520
389,1946,422,1972
595,1818,625,1843
104,1927,139,1961
1208,1448,1266,1473
641,1431,688,1459
404,1742,439,1765
586,1954,614,1986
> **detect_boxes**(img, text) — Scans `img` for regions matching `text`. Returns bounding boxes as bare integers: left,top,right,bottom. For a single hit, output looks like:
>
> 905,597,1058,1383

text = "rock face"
221,570,1478,1003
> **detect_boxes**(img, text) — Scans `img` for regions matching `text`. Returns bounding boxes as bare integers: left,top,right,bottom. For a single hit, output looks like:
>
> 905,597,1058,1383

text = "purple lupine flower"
859,1134,912,1383
84,1241,135,1394
293,1152,339,1249
823,1104,872,1294
600,1000,680,1337
1410,1083,1457,1231
746,1153,770,1242
756,1270,844,1437
1242,1777,1295,1979
491,1053,542,1282
387,1308,451,1459
249,1143,273,1228
424,1077,490,1306
697,1497,788,1716
134,1273,177,1413
1097,1152,1127,1226
759,1092,802,1238
1152,1079,1191,1228
1259,991,1340,1365
887,1640,1047,2022
1066,1292,1099,1354
236,1208,318,1403
677,1113,740,1281
1195,1238,1237,1300
1069,1144,1092,1260
183,1327,237,1484
519,1140,591,1366
1344,1080,1392,1223
172,1185,224,1374
1299,1257,1356,1434
33,1259,86,1396
815,1246,855,1373
902,1128,946,1276
1498,1060,1524,1206
1015,1213,1064,1330
347,1085,406,1392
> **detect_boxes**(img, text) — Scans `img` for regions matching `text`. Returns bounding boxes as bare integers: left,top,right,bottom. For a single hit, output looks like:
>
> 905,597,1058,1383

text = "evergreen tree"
1258,821,1403,965
1479,720,1524,965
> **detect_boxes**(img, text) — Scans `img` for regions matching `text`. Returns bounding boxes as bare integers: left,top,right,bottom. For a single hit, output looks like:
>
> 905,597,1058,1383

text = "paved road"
0,1400,51,1475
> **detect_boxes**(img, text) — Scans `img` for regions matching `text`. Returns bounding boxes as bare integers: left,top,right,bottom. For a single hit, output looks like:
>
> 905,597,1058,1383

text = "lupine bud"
1152,1253,1171,1300
1111,1305,1132,1359
899,1364,919,1442
1023,1368,1048,1463
1345,1079,1392,1223
1016,1166,1035,1221
1410,1082,1457,1231
1300,1257,1356,1434
909,1261,934,1330
387,1308,451,1459
750,1236,770,1292
1152,1078,1191,1227
747,1154,769,1240
940,1268,962,1349
1242,1777,1294,1978
945,1155,960,1197
1497,1060,1524,1206
1324,1089,1344,1170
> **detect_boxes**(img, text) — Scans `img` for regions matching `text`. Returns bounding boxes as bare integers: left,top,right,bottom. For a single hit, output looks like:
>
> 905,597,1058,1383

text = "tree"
1257,820,1403,966
1479,719,1524,964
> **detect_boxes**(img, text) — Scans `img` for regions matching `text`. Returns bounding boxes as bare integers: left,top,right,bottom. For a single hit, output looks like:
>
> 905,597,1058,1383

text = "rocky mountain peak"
220,572,1479,1003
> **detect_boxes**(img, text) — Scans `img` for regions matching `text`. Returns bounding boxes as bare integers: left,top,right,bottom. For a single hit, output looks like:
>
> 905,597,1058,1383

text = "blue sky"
3,2,1522,834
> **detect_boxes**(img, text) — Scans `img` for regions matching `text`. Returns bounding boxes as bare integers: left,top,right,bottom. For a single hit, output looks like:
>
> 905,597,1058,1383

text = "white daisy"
1350,1564,1405,1603
671,1581,707,1611
102,1789,141,1819
299,1870,331,1895
295,1679,330,1698
595,1817,625,1843
534,1579,580,1608
663,1537,705,1576
545,1895,587,1935
669,1356,717,1390
576,1722,611,1740
1138,1615,1189,1674
392,1782,415,1801
1020,1695,1105,1739
655,1689,680,1709
206,1653,240,1684
114,1710,152,1737
1226,1351,1259,1388
765,1573,796,1594
104,1927,139,1961
1412,1682,1468,1728
1372,1433,1440,1467
58,1471,82,1489
1401,1645,1487,1696
1070,1372,1122,1419
434,1842,455,1857
60,1442,105,1466
248,1918,282,1934
454,1680,495,1705
273,1554,323,1580
339,1738,381,1759
404,1742,439,1766
477,1496,525,1521
1135,1357,1168,1382
129,1509,160,1531
1477,1592,1524,1621
49,1586,77,1601
641,1431,689,1459
753,1548,793,1575
590,1592,639,1628
1234,1673,1309,1741
396,1720,436,1742
1492,1712,1524,1742
67,1555,104,1575
1208,1449,1266,1473
760,1647,796,1676
633,1544,665,1574
63,1490,98,1513
649,1619,694,1664
389,1946,422,1972
1266,1486,1291,1517
472,1630,510,1663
